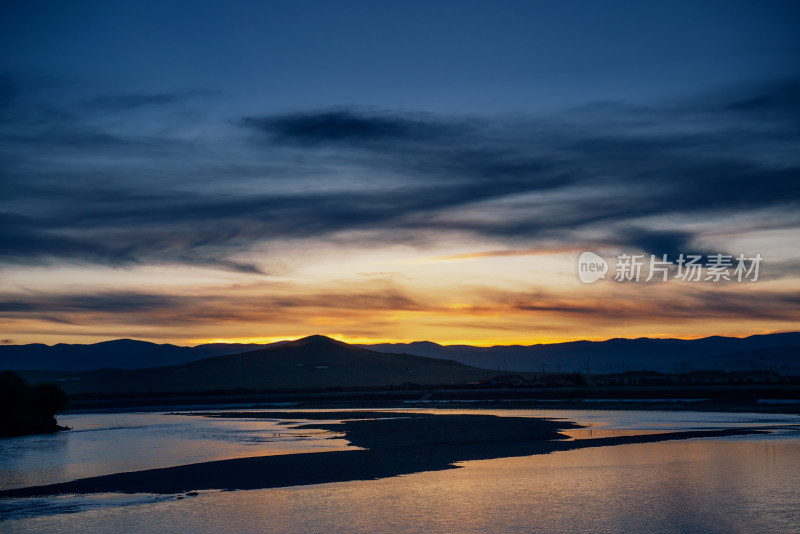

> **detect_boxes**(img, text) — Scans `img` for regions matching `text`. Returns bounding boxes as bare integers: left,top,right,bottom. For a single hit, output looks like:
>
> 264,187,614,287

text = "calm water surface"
0,411,351,491
1,408,799,533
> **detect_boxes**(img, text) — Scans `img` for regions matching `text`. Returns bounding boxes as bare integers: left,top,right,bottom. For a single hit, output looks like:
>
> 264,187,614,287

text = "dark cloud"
0,285,427,327
3,283,799,329
0,292,177,314
0,213,119,263
0,211,266,273
613,229,704,259
480,287,800,323
1,75,799,270
242,109,459,146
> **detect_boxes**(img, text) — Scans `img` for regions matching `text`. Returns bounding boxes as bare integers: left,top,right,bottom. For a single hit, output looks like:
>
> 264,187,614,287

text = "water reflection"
0,412,350,491
2,408,799,532
4,438,798,534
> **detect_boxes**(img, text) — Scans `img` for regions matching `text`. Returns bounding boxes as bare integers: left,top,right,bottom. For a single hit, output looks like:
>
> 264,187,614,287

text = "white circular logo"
577,252,608,283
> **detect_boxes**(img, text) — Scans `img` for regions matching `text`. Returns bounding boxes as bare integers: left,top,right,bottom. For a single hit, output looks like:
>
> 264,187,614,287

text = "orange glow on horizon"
186,334,570,347
182,328,791,348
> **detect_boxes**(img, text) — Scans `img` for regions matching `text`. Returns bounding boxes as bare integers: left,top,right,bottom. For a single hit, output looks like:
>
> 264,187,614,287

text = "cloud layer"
2,75,799,274
1,74,799,343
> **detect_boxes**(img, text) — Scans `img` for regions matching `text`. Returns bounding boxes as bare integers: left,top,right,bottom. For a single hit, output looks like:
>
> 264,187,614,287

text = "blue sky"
4,1,798,112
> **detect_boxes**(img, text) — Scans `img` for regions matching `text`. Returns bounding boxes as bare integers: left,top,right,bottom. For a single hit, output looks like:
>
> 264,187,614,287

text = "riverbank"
0,411,766,497
63,384,800,415
0,371,70,438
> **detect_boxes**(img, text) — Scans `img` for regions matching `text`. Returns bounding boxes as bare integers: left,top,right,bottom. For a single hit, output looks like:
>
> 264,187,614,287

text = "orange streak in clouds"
431,246,584,262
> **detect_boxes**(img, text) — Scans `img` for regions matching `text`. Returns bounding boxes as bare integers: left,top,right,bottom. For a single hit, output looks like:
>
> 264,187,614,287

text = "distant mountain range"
363,333,800,376
2,332,799,377
0,339,279,371
14,335,493,395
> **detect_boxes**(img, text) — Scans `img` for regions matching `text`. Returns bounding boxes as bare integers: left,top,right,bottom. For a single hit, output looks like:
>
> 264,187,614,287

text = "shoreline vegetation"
0,411,767,498
64,384,800,414
0,371,69,438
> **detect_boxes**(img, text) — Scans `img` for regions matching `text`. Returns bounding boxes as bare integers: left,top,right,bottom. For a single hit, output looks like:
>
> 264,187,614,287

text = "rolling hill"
0,339,220,371
363,332,800,375
16,335,495,395
3,332,799,378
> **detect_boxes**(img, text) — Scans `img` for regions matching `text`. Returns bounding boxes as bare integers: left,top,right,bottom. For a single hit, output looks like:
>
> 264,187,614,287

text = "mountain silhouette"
14,335,493,395
363,332,800,375
3,332,799,377
0,339,200,371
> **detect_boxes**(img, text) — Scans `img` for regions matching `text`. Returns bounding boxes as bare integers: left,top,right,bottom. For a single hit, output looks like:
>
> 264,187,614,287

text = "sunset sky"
1,1,799,346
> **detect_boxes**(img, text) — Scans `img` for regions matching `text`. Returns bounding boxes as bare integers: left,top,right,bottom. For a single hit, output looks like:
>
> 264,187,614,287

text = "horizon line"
3,330,796,349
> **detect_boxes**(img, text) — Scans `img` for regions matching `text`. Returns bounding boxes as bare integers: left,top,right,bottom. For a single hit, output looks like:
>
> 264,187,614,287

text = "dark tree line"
0,371,69,437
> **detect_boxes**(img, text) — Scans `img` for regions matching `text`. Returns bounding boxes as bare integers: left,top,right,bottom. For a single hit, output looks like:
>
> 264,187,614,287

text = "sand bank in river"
0,412,764,497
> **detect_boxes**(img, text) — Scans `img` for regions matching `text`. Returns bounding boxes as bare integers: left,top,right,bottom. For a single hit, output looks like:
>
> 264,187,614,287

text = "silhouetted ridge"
3,332,799,375
286,335,350,349
12,335,493,394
